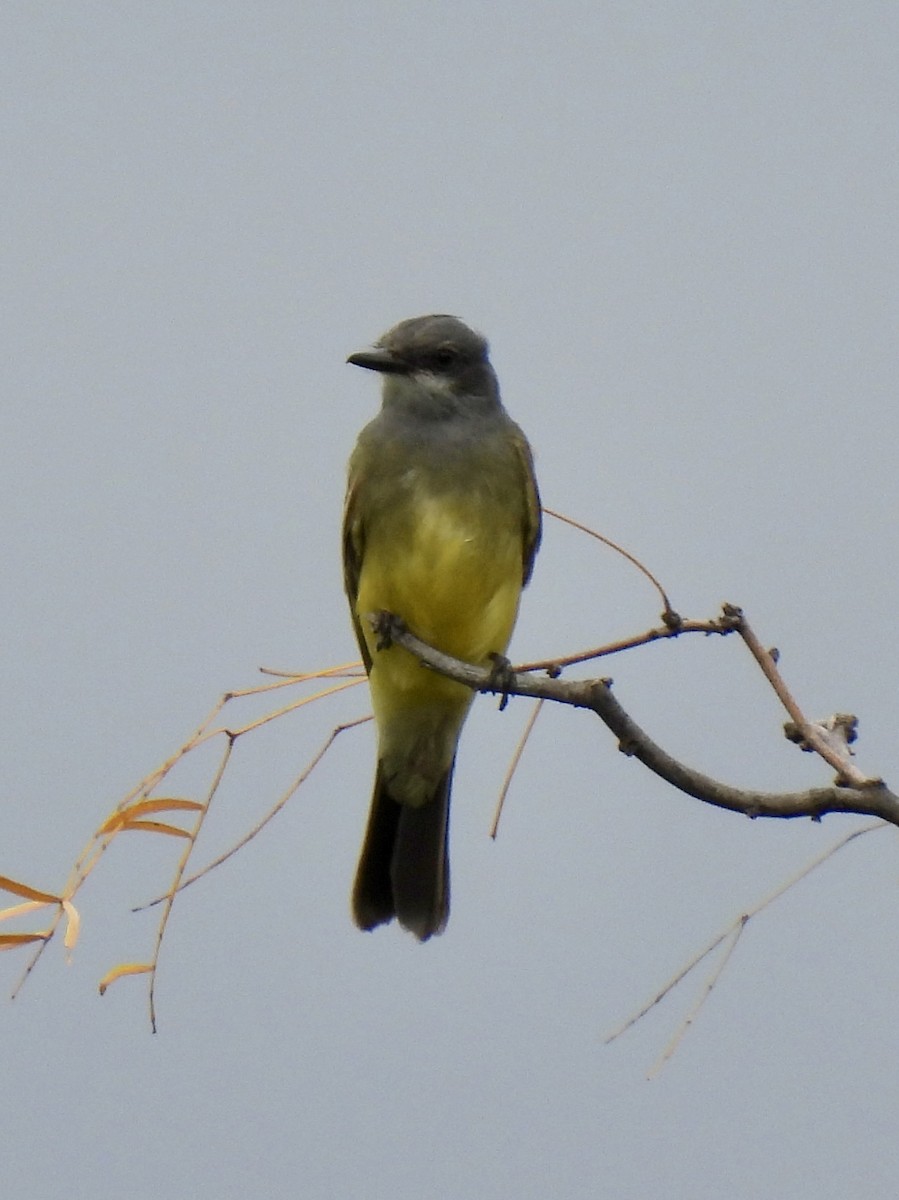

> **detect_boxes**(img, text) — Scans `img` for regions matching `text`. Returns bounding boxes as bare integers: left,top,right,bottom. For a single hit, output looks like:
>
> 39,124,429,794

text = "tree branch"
371,612,899,829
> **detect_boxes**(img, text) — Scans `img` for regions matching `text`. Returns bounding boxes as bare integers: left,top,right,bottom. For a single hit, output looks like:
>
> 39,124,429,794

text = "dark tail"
352,763,452,941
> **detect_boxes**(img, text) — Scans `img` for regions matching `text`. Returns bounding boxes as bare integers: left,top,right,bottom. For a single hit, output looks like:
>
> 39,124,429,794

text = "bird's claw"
370,610,407,652
487,652,516,711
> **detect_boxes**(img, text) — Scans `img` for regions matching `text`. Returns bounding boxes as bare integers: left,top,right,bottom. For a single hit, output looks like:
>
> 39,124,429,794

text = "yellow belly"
355,492,524,804
356,491,523,666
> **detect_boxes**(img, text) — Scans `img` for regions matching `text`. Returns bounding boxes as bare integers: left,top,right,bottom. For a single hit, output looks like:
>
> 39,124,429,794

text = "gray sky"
3,5,898,1197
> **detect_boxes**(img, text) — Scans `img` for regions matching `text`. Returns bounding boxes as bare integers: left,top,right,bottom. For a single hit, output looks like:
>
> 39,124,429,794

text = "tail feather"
352,763,452,941
351,767,402,933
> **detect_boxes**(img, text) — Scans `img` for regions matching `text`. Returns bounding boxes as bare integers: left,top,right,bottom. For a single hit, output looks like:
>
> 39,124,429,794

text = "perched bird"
343,315,541,939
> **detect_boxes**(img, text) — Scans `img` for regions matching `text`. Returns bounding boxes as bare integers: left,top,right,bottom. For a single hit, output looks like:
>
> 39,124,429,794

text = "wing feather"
342,471,373,672
510,425,542,585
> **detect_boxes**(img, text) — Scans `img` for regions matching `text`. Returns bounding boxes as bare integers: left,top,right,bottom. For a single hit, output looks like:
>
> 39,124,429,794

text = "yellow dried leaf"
127,797,204,816
121,819,192,838
97,812,128,835
98,797,204,836
0,875,61,904
0,932,50,949
0,900,50,923
98,962,153,995
62,900,81,953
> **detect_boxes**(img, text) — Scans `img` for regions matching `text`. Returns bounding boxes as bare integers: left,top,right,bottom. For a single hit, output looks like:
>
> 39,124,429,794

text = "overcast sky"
3,5,899,1198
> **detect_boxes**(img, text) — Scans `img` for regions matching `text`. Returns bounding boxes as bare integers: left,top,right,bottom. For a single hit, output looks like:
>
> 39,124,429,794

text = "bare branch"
726,604,875,787
516,612,740,674
373,612,899,829
135,715,373,911
606,820,887,1071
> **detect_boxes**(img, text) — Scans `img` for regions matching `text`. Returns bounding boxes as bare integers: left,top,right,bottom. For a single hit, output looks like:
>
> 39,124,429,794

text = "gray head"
347,315,501,418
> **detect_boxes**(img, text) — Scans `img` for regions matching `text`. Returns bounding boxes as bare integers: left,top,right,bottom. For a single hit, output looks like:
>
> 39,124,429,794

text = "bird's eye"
430,345,457,369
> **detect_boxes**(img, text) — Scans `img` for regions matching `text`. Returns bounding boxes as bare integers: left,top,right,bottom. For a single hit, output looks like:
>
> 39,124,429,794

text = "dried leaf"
0,875,61,904
0,901,53,926
120,819,192,838
0,873,60,902
62,900,81,953
0,932,50,949
98,962,153,995
98,797,203,835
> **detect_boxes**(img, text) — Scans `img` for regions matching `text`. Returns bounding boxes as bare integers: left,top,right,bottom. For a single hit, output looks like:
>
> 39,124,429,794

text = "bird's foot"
370,610,407,652
487,652,516,711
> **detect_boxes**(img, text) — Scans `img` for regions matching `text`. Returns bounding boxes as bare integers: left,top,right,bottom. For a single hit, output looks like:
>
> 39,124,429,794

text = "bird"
343,315,541,939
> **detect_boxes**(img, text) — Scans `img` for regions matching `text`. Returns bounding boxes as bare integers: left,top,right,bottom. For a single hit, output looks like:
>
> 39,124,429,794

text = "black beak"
346,346,409,374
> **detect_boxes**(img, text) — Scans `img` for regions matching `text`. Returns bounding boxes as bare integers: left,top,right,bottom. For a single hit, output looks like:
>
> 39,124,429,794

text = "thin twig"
148,736,235,1032
543,506,676,618
489,699,544,839
516,614,740,674
258,661,364,680
135,716,372,909
604,821,887,1069
647,922,747,1079
9,663,363,1005
731,607,875,787
212,678,365,739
